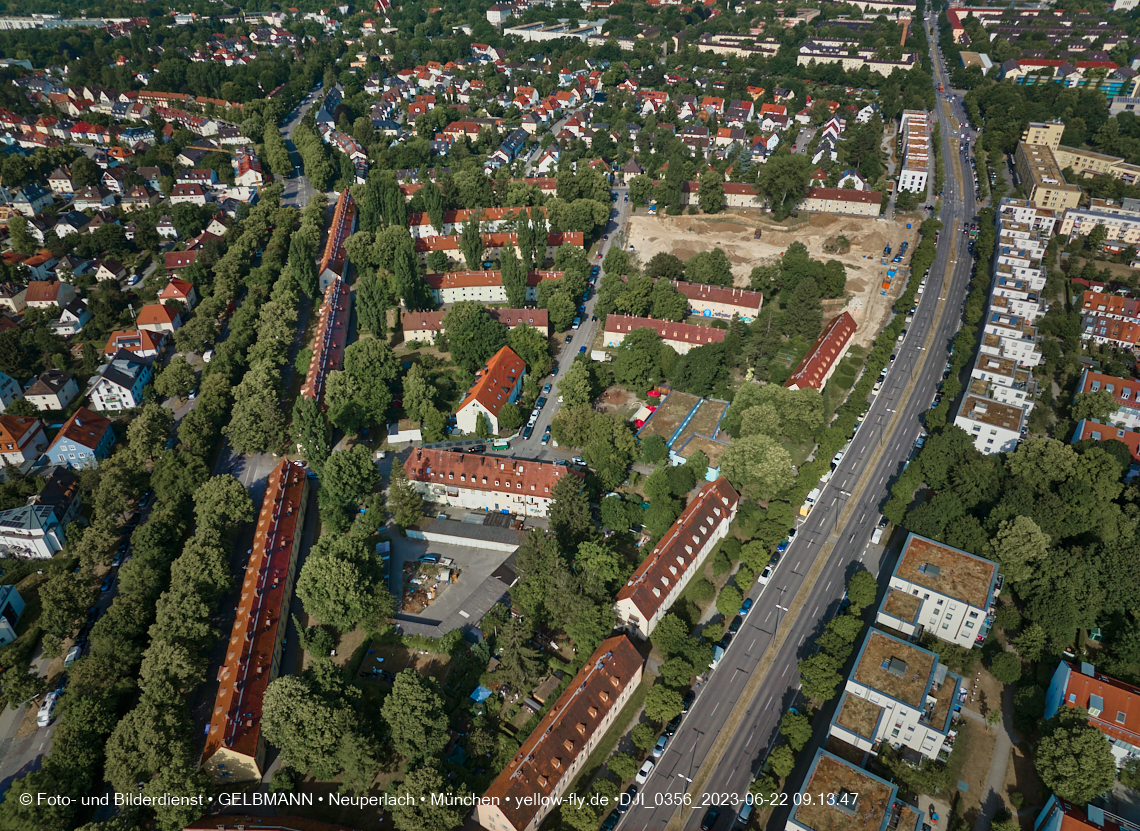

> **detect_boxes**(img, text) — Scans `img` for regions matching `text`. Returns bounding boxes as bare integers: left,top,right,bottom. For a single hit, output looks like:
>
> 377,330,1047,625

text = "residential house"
0,416,48,467
46,166,73,194
94,258,127,283
24,370,78,411
0,284,26,314
102,329,164,359
135,303,181,335
0,371,23,412
73,185,115,211
121,185,159,212
603,314,727,355
48,299,92,337
22,251,58,281
41,406,115,469
800,187,883,217
876,533,1000,649
404,448,581,518
158,277,197,310
454,345,526,435
170,183,210,205
402,308,549,345
24,280,75,309
53,211,90,237
477,637,643,831
7,185,52,216
164,251,199,272
784,312,858,391
88,351,154,411
1045,661,1140,766
829,629,961,761
614,478,739,638
156,215,178,239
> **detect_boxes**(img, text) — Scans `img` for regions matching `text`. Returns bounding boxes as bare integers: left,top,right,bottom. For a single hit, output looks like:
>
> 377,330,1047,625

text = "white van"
37,691,59,727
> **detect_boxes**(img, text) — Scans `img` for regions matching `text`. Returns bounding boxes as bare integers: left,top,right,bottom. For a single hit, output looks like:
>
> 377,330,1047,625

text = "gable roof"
52,406,112,452
25,370,74,397
0,415,41,448
615,478,738,620
604,314,727,347
784,311,857,390
457,345,526,418
136,304,180,326
24,281,63,303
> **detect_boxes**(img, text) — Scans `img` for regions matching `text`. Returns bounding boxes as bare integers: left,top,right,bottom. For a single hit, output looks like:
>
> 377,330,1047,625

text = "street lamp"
775,586,789,638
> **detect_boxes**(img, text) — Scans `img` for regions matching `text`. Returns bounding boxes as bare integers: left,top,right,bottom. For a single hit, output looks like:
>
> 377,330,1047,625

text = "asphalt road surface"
618,24,981,831
282,86,325,208
503,185,632,460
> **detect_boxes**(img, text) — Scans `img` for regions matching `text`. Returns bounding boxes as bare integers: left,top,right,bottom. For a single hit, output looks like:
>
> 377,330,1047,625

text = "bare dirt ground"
626,211,920,347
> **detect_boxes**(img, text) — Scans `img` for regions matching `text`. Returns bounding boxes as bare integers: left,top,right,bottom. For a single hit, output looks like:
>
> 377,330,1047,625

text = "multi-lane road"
281,87,325,207
619,19,980,831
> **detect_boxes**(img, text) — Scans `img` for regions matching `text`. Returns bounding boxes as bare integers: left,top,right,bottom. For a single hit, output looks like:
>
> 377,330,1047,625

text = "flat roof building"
786,749,923,831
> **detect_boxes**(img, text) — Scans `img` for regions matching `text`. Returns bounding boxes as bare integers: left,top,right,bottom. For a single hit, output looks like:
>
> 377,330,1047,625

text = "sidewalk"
962,676,1016,831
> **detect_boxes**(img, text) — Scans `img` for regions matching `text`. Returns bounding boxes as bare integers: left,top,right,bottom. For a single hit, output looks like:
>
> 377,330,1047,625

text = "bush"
1121,759,1140,790
989,652,1022,685
608,752,640,781
631,723,657,752
735,564,755,590
703,621,724,642
687,205,698,215
688,578,715,601
711,548,732,576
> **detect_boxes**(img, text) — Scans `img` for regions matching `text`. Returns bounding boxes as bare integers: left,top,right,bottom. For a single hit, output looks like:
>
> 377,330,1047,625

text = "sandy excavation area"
626,211,921,347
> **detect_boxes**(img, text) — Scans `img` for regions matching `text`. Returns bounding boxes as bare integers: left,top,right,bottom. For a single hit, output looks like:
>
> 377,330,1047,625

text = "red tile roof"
136,304,179,326
424,269,562,291
300,277,350,407
401,307,548,335
805,187,883,205
405,446,580,499
604,314,727,347
1087,316,1140,346
457,345,526,418
103,328,163,356
159,277,194,301
0,416,42,449
784,311,857,390
616,478,739,621
1080,290,1140,320
407,206,547,228
414,232,583,253
482,636,643,830
319,189,356,279
165,250,199,270
1074,419,1140,463
1078,369,1140,410
1059,661,1140,749
201,460,309,776
669,280,763,313
55,406,111,450
24,281,63,303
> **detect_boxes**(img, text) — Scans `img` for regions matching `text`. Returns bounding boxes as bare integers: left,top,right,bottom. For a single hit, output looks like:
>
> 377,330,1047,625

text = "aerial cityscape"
0,0,1137,830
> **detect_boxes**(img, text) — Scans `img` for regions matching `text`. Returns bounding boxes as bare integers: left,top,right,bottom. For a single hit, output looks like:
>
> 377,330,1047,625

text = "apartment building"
300,277,350,409
799,187,883,217
477,636,643,831
1045,661,1140,766
786,750,924,831
604,315,727,355
406,206,546,238
1021,120,1140,185
404,449,581,518
784,312,858,391
318,189,357,291
1073,419,1140,476
990,277,1043,322
1076,368,1140,429
670,281,763,322
454,345,526,435
830,630,961,761
423,270,561,305
1015,141,1081,211
968,354,1036,412
898,110,930,193
998,198,1059,235
876,533,1000,649
1080,290,1140,324
0,416,47,466
954,394,1027,454
1059,198,1140,244
796,39,916,75
1035,797,1140,831
414,232,583,266
980,310,1041,367
401,308,549,344
614,478,739,639
1084,316,1140,349
201,460,309,783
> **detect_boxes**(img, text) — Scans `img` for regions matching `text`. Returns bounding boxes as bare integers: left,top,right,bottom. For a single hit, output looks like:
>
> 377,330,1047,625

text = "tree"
784,276,823,341
684,248,733,286
644,685,684,723
630,723,657,752
193,474,254,529
716,586,743,619
289,233,319,300
1014,623,1048,662
500,243,527,307
644,253,685,282
388,764,467,831
989,652,1022,685
291,395,331,474
475,411,493,439
225,363,286,454
459,213,484,270
497,401,524,432
356,272,389,339
989,515,1050,584
442,301,507,372
496,618,541,691
261,666,363,781
603,246,631,278
768,745,796,778
39,573,93,638
698,169,726,214
1075,389,1125,423
388,457,423,529
719,434,795,500
798,652,843,702
608,752,640,781
549,474,593,552
1035,707,1116,805
846,569,878,612
402,363,434,424
154,355,196,400
126,404,173,467
759,151,811,218
8,214,35,257
297,535,393,632
381,670,450,762
321,444,380,515
507,323,551,377
651,613,691,659
780,711,812,752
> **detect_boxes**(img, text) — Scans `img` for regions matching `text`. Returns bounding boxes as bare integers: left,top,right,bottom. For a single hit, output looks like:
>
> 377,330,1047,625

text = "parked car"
635,759,655,785
65,645,82,667
665,714,682,736
776,540,789,554
579,346,587,354
564,334,573,344
728,615,742,634
542,383,552,395
652,733,669,758
100,574,115,593
682,690,696,711
739,597,753,616
620,785,638,813
522,425,534,440
37,691,59,727
535,397,547,409
601,811,621,831
758,564,774,585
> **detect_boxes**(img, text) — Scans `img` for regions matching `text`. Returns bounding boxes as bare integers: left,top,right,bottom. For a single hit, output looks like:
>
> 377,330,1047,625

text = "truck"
800,487,820,517
492,439,510,450
709,644,725,670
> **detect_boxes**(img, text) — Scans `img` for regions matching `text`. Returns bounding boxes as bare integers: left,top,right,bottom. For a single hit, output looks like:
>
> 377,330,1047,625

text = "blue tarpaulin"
470,685,493,703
